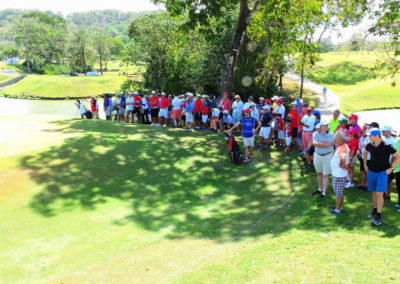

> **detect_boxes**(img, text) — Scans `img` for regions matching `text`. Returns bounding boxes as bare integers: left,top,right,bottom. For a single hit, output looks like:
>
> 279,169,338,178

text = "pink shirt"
221,98,231,111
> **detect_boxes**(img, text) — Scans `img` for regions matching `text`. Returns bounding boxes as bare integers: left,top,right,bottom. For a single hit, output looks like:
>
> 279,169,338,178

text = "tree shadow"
306,61,375,85
20,119,399,240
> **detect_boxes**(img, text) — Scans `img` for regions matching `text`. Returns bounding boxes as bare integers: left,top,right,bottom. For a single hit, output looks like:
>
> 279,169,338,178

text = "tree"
1,45,18,58
153,0,265,95
93,28,111,74
108,37,124,60
68,28,93,75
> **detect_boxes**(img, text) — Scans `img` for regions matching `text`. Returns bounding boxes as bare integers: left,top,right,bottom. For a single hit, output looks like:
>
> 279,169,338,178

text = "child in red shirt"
284,119,293,152
276,113,285,147
346,129,359,188
200,102,209,130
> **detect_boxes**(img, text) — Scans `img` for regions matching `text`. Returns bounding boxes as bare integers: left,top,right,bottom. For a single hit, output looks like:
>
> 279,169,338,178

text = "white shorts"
278,130,284,139
104,106,111,116
186,113,193,123
202,115,208,123
285,137,292,146
259,126,271,138
314,153,333,175
158,108,168,118
243,136,255,147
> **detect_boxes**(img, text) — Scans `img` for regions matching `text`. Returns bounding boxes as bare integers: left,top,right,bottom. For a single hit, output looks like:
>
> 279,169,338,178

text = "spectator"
194,94,202,129
335,118,348,134
276,113,285,147
311,120,335,198
273,99,285,141
345,129,359,188
256,97,266,115
358,127,368,191
330,131,350,215
232,94,244,125
126,92,134,123
301,107,315,169
77,99,86,119
348,114,362,134
119,93,126,123
284,119,293,152
394,135,400,211
209,104,220,132
382,125,396,200
171,94,182,127
185,97,194,131
104,95,111,121
364,128,400,226
221,92,232,112
201,101,209,130
250,103,259,120
288,101,300,148
257,105,273,150
243,96,254,110
221,110,234,132
141,95,150,124
159,93,170,127
226,108,261,163
329,110,340,134
90,96,99,119
149,91,159,125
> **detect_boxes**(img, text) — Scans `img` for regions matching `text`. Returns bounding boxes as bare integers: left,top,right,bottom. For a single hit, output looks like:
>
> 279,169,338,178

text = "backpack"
228,134,244,164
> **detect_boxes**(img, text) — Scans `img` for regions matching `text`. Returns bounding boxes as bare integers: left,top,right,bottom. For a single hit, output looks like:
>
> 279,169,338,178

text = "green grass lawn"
0,73,15,84
0,75,129,99
305,51,400,114
1,118,399,283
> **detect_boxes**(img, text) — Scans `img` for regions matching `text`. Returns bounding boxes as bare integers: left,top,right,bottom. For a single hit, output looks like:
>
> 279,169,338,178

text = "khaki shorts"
349,156,357,168
314,153,333,175
243,136,255,147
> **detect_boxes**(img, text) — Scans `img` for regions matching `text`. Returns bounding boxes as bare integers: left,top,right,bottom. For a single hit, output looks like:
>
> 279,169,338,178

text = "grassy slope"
1,118,399,283
0,75,128,99
0,74,15,84
305,51,400,114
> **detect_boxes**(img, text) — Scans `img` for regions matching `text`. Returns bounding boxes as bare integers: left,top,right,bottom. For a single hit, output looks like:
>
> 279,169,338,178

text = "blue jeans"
367,170,388,193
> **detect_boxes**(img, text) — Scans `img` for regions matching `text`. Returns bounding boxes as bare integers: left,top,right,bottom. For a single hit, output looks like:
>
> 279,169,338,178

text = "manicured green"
305,51,400,114
1,118,399,283
0,74,14,84
0,75,129,99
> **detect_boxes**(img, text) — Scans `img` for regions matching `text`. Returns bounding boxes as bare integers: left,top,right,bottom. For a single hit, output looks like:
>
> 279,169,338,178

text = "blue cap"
312,110,321,116
369,128,381,136
288,119,292,122
202,101,208,106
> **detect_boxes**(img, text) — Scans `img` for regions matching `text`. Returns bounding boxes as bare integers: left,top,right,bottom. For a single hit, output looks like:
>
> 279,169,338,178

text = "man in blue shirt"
226,109,261,162
257,105,273,150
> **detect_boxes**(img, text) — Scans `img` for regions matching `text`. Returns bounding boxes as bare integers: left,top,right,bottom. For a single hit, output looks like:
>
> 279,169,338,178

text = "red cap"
266,99,271,104
223,92,228,96
348,129,358,136
243,109,251,113
276,99,283,104
348,114,358,121
306,107,313,111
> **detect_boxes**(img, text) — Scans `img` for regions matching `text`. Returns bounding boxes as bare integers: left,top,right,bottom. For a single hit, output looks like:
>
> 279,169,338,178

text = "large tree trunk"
99,53,103,75
218,0,263,95
300,55,305,98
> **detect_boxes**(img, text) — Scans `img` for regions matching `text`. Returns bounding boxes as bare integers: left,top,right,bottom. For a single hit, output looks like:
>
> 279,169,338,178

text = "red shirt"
134,95,141,107
289,109,299,128
194,99,202,113
201,106,209,115
160,97,170,109
221,98,231,111
348,138,359,156
277,118,284,131
149,95,159,108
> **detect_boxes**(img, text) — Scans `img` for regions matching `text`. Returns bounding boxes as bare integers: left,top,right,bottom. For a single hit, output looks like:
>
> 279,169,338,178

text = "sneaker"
397,209,400,212
156,123,161,126
330,209,341,215
163,124,167,127
371,217,382,226
394,204,400,208
196,126,201,130
311,189,322,195
243,158,250,163
318,193,327,199
367,210,377,219
344,182,354,188
303,164,313,169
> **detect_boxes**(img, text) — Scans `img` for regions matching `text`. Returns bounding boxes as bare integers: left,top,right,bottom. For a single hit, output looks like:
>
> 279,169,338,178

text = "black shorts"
151,108,159,117
359,156,365,172
195,112,201,121
134,106,141,114
291,127,298,138
388,172,395,182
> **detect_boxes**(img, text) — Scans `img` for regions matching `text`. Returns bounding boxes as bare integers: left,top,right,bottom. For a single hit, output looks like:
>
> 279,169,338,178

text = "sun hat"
271,96,279,101
339,118,348,124
234,95,241,99
369,128,381,136
348,114,359,121
223,110,229,114
243,109,251,113
320,120,329,126
381,125,393,132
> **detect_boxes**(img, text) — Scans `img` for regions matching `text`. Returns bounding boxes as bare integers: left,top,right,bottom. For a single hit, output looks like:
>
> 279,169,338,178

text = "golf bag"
227,133,244,164
84,110,93,119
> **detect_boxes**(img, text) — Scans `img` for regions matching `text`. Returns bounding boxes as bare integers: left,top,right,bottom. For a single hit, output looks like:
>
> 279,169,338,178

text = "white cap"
320,120,329,126
161,92,166,96
382,125,393,132
291,101,297,105
151,90,156,94
259,97,265,100
262,105,270,110
197,94,201,97
249,102,256,107
271,96,279,101
133,91,138,95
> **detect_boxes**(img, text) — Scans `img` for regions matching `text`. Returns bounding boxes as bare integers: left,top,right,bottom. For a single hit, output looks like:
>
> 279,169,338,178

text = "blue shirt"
223,114,234,124
260,112,273,127
120,96,126,108
241,116,256,138
185,103,193,112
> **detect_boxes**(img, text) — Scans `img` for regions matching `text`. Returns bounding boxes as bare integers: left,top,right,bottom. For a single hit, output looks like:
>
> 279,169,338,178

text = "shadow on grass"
20,119,399,240
306,61,375,85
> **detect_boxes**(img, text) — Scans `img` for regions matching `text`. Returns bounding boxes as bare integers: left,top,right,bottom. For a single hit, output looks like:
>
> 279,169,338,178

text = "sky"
0,0,165,15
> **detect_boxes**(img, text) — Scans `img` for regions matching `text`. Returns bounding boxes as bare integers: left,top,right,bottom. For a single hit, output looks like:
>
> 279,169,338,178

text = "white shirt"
232,101,243,115
301,114,316,132
116,98,121,107
243,102,252,110
79,102,86,115
251,108,259,120
331,144,350,177
172,97,182,110
126,97,134,111
142,97,148,109
275,105,285,118
384,136,396,162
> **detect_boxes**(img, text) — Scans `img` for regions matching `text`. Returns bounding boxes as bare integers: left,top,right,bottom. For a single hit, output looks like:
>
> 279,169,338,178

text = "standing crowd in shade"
77,91,400,226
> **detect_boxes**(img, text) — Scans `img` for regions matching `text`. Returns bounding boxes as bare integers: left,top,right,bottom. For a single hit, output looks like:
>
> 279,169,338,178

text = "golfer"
226,108,261,163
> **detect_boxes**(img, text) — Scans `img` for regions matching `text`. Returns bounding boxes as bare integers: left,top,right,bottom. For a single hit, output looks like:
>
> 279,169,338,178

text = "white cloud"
0,0,164,15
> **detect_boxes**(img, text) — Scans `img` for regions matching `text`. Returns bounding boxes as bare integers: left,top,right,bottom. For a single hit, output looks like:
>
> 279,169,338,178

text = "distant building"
2,57,20,63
